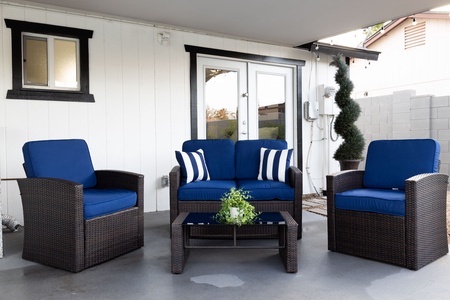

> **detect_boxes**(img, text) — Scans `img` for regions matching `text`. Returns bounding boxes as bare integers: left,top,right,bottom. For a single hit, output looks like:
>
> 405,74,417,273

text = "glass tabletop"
182,212,286,225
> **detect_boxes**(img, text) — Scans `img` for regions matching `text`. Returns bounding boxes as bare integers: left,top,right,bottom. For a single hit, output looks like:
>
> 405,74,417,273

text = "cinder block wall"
356,90,450,186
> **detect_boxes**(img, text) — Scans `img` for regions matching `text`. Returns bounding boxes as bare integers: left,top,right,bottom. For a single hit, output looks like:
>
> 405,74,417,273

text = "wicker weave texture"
18,170,144,272
327,170,449,270
170,165,303,239
171,211,297,274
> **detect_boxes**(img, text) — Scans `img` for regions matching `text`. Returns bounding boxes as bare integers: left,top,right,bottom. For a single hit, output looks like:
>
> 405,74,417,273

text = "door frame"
185,45,305,170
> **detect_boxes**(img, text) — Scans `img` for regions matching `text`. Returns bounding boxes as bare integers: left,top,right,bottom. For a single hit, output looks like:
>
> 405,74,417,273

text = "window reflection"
205,68,238,141
257,73,286,140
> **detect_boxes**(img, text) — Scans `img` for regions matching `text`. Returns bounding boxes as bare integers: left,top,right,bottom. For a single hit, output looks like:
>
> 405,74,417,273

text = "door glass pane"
204,68,238,141
54,39,79,89
257,73,286,140
23,36,48,86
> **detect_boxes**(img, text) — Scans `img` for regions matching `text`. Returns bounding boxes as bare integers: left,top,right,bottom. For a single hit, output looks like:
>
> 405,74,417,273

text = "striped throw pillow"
175,149,210,184
258,147,293,183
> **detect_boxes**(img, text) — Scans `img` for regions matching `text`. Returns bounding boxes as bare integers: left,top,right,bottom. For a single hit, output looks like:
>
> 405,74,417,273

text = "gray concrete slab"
1,210,450,299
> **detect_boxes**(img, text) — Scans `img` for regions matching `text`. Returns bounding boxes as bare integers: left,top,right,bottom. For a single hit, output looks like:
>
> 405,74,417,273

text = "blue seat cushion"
335,188,406,216
182,139,235,180
84,188,137,219
23,139,97,188
235,139,287,180
178,180,237,201
237,180,294,201
363,139,440,190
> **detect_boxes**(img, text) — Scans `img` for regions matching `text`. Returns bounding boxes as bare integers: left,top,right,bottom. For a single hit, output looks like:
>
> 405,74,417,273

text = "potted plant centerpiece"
214,188,260,226
330,54,365,170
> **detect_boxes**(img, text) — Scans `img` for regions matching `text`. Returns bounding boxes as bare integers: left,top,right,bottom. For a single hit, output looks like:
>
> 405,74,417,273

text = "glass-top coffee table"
171,211,298,274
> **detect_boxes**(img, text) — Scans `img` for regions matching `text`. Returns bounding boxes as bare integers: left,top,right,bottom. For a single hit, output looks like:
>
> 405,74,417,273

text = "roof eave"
297,42,381,61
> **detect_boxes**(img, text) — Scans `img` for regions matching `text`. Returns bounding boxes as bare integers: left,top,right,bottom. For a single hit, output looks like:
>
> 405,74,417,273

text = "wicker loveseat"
170,139,302,239
327,139,449,270
17,139,144,272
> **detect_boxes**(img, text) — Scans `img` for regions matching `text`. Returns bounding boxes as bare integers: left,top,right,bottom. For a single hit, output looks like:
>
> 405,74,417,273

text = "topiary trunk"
330,54,365,161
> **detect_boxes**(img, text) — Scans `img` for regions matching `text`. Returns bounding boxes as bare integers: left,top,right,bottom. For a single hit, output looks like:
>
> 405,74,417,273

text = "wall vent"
404,21,426,50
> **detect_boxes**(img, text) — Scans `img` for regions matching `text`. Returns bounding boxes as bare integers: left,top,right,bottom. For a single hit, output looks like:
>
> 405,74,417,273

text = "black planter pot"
338,160,361,171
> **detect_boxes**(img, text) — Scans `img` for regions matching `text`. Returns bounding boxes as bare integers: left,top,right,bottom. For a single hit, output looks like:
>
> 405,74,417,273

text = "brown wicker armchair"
17,139,144,272
327,139,448,270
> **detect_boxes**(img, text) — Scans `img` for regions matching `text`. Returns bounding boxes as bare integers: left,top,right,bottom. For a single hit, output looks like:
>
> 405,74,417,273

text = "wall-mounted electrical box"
318,84,339,116
304,101,319,121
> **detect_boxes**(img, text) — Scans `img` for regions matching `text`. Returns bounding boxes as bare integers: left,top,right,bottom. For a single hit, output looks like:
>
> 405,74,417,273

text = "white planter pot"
230,207,239,219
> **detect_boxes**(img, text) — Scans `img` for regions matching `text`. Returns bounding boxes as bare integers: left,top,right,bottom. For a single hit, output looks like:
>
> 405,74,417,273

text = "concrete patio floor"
1,201,450,300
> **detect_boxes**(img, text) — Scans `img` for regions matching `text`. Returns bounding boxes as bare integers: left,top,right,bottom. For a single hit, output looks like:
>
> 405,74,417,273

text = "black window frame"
5,19,94,102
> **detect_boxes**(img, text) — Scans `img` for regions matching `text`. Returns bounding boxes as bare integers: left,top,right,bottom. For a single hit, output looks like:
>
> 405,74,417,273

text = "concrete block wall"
356,90,450,186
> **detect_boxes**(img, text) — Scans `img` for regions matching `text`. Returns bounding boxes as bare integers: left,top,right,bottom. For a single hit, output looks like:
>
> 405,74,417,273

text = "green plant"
214,188,260,226
330,54,365,160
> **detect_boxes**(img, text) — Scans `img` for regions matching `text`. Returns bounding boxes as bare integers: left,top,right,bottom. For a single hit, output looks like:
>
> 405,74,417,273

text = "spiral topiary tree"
330,54,365,164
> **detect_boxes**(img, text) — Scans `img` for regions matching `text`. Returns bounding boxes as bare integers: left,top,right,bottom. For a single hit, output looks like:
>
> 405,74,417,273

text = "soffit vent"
404,21,426,50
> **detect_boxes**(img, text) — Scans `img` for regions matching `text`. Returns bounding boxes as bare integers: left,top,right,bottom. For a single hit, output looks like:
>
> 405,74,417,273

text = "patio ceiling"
8,0,450,47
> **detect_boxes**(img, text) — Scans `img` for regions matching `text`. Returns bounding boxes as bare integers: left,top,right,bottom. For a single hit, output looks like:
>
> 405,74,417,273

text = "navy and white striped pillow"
175,149,210,184
258,147,293,183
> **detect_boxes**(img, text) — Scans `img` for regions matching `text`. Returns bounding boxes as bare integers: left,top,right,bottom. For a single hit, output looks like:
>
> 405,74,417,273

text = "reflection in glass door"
197,57,247,141
204,68,238,141
257,73,286,140
198,56,294,147
249,63,294,148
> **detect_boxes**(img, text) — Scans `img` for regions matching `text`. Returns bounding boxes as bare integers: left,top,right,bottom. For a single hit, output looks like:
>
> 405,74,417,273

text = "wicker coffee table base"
171,211,298,274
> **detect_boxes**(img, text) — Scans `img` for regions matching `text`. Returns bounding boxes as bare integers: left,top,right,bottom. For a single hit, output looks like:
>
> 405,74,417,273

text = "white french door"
197,56,294,148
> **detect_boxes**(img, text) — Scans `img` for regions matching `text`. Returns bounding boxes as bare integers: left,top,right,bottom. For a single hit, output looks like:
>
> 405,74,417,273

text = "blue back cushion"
183,139,235,180
363,139,440,190
23,139,97,188
235,139,287,180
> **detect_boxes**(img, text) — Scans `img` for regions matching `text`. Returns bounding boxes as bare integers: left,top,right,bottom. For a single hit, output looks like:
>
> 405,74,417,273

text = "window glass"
54,39,78,88
205,68,238,140
22,33,80,90
257,73,286,140
23,36,48,86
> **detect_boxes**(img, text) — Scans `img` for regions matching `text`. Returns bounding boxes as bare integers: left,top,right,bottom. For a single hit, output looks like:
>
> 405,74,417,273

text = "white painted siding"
0,3,338,224
351,16,450,98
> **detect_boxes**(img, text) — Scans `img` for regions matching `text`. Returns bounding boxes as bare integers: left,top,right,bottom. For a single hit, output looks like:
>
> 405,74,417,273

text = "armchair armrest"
169,165,181,223
17,178,85,256
288,165,302,190
288,166,303,234
326,169,364,251
326,170,365,195
18,177,84,221
95,170,144,208
405,172,449,269
94,170,144,248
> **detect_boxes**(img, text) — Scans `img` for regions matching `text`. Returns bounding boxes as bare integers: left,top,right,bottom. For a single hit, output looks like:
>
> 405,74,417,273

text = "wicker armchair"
17,139,144,272
327,139,448,270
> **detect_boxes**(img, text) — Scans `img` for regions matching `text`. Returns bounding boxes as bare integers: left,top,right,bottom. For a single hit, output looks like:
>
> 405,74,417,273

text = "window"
5,19,94,102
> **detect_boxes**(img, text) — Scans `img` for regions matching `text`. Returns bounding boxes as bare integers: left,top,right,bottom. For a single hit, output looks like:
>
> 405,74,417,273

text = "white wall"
351,16,450,98
0,3,339,224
